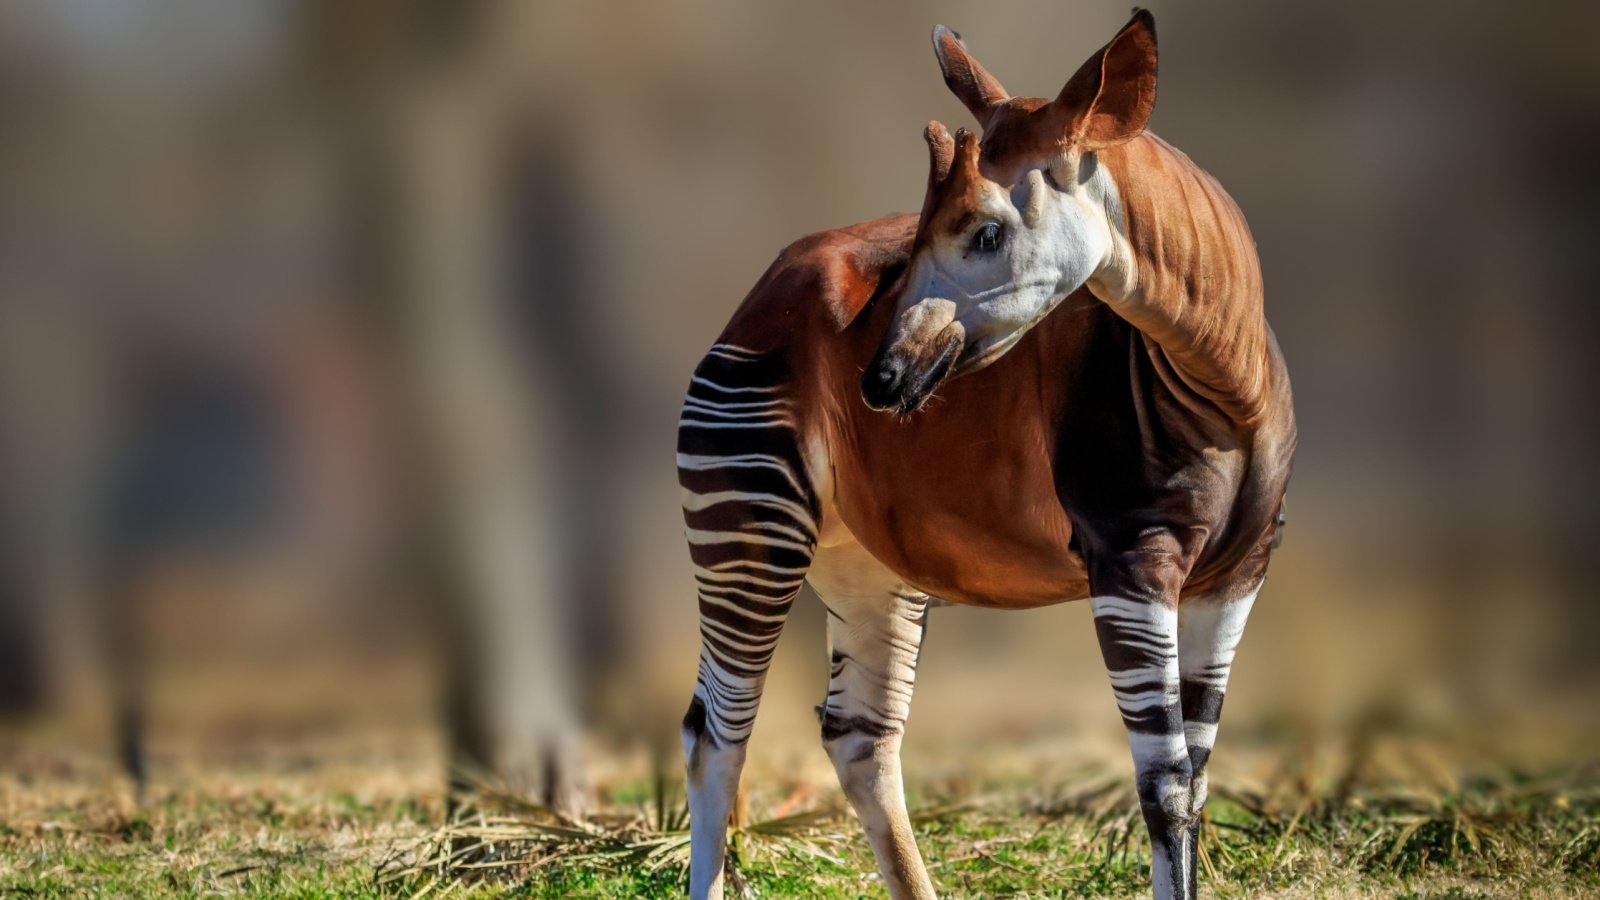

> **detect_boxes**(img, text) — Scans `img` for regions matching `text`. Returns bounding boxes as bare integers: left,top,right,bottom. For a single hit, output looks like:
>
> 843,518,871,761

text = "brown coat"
711,97,1298,610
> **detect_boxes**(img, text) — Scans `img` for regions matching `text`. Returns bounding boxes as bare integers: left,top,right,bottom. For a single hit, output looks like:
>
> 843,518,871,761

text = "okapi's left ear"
1056,9,1157,150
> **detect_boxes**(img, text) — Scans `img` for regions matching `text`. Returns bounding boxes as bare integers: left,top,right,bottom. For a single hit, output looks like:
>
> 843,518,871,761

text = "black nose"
861,354,904,411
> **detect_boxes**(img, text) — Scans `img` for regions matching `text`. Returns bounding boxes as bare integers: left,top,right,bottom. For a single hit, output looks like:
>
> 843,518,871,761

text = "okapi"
677,11,1295,899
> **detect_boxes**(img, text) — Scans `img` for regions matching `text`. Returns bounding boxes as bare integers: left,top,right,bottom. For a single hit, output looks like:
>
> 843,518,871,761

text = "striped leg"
1176,583,1260,897
811,542,936,900
1090,558,1195,900
677,344,818,900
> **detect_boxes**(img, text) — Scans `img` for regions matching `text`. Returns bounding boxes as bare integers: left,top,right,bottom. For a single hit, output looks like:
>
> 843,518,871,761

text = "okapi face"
861,12,1158,415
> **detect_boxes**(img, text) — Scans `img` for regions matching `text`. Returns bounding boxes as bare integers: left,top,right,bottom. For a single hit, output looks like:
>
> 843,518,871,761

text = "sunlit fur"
877,143,1129,395
677,11,1294,899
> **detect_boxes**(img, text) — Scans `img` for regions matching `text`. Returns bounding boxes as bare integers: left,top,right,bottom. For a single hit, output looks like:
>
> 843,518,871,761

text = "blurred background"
0,0,1597,816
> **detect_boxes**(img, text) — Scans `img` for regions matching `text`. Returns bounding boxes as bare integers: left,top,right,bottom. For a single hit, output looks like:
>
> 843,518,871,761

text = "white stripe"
1101,617,1173,640
1126,730,1188,767
681,395,787,412
677,452,806,496
1107,664,1172,687
694,566,807,591
1184,721,1219,750
689,375,782,396
1112,687,1176,713
699,614,783,649
681,489,815,529
708,343,763,360
1092,596,1178,663
743,520,814,544
1091,596,1177,627
681,401,793,421
706,558,810,576
685,528,811,553
1105,634,1175,661
697,583,797,606
678,416,795,430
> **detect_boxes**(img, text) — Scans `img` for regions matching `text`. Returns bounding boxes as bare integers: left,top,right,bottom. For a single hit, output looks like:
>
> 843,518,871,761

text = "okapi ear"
1056,9,1157,150
932,25,1010,126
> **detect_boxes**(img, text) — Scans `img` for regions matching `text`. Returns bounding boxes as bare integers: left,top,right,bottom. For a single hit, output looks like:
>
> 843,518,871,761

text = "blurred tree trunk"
0,531,46,716
297,0,586,813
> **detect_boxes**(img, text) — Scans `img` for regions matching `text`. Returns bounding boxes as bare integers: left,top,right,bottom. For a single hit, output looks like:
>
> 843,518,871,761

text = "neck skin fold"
1083,133,1272,427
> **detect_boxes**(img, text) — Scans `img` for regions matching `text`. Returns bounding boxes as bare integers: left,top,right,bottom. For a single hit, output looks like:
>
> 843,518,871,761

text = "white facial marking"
887,151,1128,381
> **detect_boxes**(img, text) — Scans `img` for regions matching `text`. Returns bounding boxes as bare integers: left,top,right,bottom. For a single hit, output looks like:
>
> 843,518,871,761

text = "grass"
1,726,1596,898
0,780,419,898
370,743,1600,898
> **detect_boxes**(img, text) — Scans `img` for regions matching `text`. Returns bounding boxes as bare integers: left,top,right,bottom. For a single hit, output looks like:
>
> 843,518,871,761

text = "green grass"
2,740,1596,898
369,758,1598,898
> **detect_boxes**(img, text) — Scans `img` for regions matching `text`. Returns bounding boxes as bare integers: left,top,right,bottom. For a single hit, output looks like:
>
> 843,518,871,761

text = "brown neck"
1095,133,1272,427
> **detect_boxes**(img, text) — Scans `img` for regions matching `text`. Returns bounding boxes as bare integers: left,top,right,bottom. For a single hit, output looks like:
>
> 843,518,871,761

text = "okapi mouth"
861,329,964,415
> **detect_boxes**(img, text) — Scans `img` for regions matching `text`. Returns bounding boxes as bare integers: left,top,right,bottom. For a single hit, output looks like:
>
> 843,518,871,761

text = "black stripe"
1179,681,1226,727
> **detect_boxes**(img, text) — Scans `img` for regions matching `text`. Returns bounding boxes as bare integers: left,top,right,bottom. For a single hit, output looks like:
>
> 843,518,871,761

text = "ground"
2,573,1594,897
1,716,1593,898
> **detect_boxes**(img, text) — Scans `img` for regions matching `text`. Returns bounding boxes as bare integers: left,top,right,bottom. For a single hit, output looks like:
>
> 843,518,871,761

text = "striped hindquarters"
677,343,819,747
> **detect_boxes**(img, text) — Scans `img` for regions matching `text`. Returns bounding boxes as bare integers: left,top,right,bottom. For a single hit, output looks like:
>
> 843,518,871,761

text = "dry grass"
1,714,1595,898
0,724,441,898
370,731,1600,898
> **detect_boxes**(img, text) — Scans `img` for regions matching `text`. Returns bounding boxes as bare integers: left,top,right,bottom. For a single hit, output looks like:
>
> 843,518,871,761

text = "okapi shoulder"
722,215,917,349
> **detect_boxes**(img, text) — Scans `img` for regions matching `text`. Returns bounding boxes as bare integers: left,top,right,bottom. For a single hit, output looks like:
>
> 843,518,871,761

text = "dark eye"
971,221,1003,254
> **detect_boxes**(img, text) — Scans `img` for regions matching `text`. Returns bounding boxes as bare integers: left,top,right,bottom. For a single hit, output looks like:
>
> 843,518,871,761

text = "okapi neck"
1095,133,1273,428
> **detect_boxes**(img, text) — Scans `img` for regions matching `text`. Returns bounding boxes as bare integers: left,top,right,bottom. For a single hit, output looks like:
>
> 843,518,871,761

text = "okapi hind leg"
1176,582,1261,897
677,344,819,900
810,542,937,900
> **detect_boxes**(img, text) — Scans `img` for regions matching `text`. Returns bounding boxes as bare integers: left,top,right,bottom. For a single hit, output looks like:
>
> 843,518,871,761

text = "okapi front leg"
677,344,819,900
1090,554,1195,900
810,542,936,900
1176,584,1260,897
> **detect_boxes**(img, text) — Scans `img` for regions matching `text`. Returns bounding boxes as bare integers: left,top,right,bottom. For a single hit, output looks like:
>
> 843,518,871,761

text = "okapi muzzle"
861,311,964,414
861,122,971,415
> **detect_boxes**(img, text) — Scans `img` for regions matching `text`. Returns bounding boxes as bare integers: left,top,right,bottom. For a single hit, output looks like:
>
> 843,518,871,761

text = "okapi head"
862,10,1157,414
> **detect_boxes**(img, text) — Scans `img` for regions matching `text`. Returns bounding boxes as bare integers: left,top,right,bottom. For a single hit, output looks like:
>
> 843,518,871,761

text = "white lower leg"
1150,831,1186,900
824,730,935,900
683,722,744,900
1174,585,1260,897
811,543,935,900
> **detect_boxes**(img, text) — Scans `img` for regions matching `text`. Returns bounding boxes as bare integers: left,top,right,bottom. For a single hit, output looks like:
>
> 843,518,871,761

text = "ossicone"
923,121,955,187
